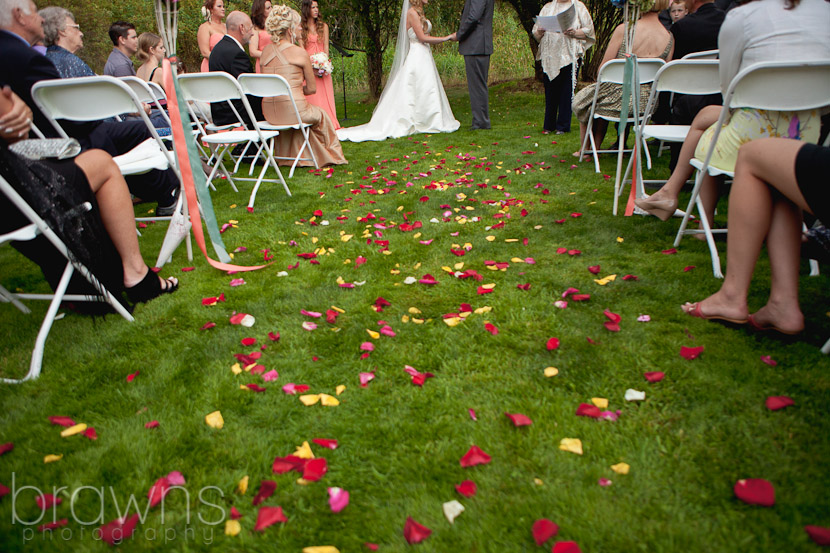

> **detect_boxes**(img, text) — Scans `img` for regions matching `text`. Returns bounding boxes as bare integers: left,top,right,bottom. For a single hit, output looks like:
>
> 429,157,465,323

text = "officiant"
532,0,594,135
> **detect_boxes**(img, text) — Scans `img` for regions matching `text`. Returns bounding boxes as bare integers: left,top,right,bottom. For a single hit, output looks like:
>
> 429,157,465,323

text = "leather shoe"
156,186,181,217
634,195,677,222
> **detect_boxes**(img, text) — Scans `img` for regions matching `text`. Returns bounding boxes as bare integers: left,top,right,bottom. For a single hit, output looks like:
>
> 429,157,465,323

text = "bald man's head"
226,10,253,43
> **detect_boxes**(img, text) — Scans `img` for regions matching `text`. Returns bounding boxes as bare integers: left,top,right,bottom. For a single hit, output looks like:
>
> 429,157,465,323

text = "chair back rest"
653,60,721,96
237,73,304,125
119,76,156,104
177,72,243,103
147,82,167,103
682,49,718,60
727,60,830,112
597,58,665,85
32,76,143,123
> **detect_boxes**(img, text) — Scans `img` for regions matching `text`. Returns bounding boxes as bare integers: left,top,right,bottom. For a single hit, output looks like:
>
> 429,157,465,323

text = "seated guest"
669,0,687,22
571,0,673,156
636,0,830,224
104,21,138,77
260,5,346,168
0,87,178,304
681,137,828,335
40,6,93,78
0,0,180,216
136,32,165,86
208,10,263,127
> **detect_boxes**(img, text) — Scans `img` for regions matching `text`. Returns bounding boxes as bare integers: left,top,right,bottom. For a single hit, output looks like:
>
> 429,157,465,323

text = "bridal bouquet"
310,53,334,78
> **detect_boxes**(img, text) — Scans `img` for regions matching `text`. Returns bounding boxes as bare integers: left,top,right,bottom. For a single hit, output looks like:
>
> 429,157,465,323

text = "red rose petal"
571,294,590,301
459,445,491,467
241,337,256,346
484,323,499,335
38,519,68,532
505,412,533,426
679,345,704,360
644,371,665,383
36,493,62,510
246,383,266,392
148,477,171,508
575,403,602,418
272,455,307,474
455,480,477,497
268,331,280,341
252,480,277,506
201,322,216,330
546,337,560,351
48,416,76,427
765,396,794,411
0,482,10,498
604,321,620,332
145,420,160,429
403,516,432,544
365,543,379,551
760,355,777,366
126,371,139,382
552,541,582,553
734,478,775,507
622,274,638,281
532,518,559,546
230,506,242,520
805,525,830,546
83,427,98,440
312,438,339,450
254,506,287,531
603,310,621,324
662,248,677,255
98,513,140,545
302,458,328,481
588,265,601,274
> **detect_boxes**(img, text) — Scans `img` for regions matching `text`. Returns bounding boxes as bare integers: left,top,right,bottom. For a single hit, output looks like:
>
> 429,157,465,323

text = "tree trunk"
366,41,384,101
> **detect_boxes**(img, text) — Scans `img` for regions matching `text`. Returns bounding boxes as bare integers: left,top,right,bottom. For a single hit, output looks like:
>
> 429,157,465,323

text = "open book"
535,4,576,33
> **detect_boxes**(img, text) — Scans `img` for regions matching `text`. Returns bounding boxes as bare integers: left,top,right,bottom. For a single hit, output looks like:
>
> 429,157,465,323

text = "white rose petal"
276,271,288,277
442,500,465,524
430,218,440,224
404,277,417,285
625,389,646,402
240,314,256,328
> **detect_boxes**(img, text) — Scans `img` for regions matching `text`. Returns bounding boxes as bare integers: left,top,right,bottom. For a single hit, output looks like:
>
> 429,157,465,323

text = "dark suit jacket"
208,35,263,127
457,0,494,56
670,2,725,60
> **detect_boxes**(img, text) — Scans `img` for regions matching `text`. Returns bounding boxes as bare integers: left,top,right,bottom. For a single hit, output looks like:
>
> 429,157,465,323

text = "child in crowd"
670,0,687,23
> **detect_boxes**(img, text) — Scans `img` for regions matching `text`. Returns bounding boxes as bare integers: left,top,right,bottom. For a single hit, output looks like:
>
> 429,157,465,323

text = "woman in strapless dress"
260,5,346,168
197,0,226,72
248,0,273,73
300,0,340,129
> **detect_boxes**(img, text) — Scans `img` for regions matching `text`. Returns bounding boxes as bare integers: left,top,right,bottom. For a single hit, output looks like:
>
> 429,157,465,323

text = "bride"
336,0,460,142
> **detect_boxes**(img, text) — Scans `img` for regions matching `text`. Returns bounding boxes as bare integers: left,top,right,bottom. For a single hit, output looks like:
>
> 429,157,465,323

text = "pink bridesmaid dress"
200,32,225,72
254,30,272,73
304,34,340,129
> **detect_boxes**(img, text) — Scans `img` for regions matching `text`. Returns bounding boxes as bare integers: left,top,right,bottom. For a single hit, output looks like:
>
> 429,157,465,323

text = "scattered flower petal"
403,517,432,544
734,478,775,507
532,519,559,546
456,480,477,497
766,396,794,411
443,500,465,524
460,445,491,467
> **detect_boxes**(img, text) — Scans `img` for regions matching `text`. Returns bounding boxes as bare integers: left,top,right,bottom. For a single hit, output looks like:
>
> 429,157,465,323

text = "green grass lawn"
1,82,829,553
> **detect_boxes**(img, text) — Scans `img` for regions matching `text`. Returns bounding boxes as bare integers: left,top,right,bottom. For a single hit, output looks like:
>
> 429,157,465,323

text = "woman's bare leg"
73,150,174,289
682,138,808,330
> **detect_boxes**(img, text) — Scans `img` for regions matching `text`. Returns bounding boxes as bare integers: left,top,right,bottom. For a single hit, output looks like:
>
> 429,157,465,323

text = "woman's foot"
125,267,179,304
634,194,678,222
747,303,804,335
681,291,749,324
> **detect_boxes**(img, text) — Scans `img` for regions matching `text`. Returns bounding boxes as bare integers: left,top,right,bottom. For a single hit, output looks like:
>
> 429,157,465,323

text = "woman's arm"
249,31,263,59
575,1,595,47
323,23,330,55
407,9,451,45
197,23,212,58
532,2,551,41
297,49,317,95
601,23,624,66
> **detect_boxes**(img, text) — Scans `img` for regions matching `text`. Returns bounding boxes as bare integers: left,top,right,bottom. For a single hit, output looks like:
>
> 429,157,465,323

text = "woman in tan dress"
260,5,346,168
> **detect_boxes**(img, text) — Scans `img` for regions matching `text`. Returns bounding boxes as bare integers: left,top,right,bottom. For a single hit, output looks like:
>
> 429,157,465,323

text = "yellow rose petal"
330,305,345,313
559,438,583,455
366,329,380,339
611,462,630,475
617,237,624,242
225,520,241,536
454,262,464,270
303,547,340,553
237,475,249,495
534,478,544,486
320,394,340,406
474,306,492,314
44,454,62,463
485,235,496,242
544,367,559,377
205,411,224,429
340,234,353,242
299,394,320,406
481,283,496,290
294,441,315,459
335,385,346,396
412,318,424,324
443,317,461,327
591,397,608,409
231,363,242,375
401,315,410,323
408,307,422,314
60,423,87,438
296,478,311,486
511,257,525,263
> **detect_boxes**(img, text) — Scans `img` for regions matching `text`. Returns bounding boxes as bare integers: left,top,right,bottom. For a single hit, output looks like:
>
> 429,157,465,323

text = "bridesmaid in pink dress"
197,0,226,72
300,0,340,129
248,0,273,73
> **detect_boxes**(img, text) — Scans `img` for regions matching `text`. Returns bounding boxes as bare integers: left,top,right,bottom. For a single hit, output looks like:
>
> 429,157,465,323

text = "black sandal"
126,269,179,304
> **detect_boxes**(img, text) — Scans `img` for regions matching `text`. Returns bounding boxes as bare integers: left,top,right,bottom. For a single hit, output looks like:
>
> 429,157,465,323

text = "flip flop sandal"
747,314,802,336
684,302,748,325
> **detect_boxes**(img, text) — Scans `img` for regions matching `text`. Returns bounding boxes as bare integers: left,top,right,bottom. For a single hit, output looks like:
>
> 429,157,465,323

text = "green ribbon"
618,54,636,141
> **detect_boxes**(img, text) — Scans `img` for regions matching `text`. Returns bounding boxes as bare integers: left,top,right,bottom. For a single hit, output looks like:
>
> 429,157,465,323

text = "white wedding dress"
337,18,460,142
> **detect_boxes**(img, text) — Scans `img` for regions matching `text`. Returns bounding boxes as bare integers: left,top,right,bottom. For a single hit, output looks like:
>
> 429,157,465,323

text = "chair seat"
257,121,312,131
689,157,735,178
643,125,690,143
201,129,280,144
113,138,170,174
205,122,239,132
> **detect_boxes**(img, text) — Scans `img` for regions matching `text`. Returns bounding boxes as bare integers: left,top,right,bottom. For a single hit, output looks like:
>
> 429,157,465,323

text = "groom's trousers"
464,55,491,130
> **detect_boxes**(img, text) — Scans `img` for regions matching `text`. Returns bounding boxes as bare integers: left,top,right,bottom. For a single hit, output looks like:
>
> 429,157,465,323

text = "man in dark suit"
666,0,725,169
0,0,180,215
208,10,263,127
457,0,494,130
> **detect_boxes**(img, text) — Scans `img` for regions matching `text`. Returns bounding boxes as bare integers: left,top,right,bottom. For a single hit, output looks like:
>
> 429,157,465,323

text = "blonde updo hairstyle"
266,5,301,44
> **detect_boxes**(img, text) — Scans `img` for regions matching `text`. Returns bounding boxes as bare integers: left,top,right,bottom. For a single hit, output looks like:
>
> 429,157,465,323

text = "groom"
457,0,494,130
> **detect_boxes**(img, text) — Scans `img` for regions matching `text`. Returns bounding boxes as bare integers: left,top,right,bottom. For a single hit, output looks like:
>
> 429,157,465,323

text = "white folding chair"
621,60,721,202
0,173,134,384
675,59,830,278
237,73,319,179
119,76,173,129
177,72,290,208
682,49,719,60
578,57,666,174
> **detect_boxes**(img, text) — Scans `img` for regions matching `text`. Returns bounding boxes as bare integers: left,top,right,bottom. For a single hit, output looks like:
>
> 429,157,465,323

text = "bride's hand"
447,32,457,42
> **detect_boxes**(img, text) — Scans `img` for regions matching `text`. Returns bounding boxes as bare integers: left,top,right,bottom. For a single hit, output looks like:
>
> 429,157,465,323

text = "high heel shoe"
634,196,678,222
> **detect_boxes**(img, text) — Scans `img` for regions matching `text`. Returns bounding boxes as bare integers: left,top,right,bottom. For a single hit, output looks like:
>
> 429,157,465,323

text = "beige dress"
260,43,347,168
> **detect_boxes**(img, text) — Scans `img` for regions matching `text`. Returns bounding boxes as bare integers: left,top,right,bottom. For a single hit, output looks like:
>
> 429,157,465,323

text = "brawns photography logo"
7,473,225,545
